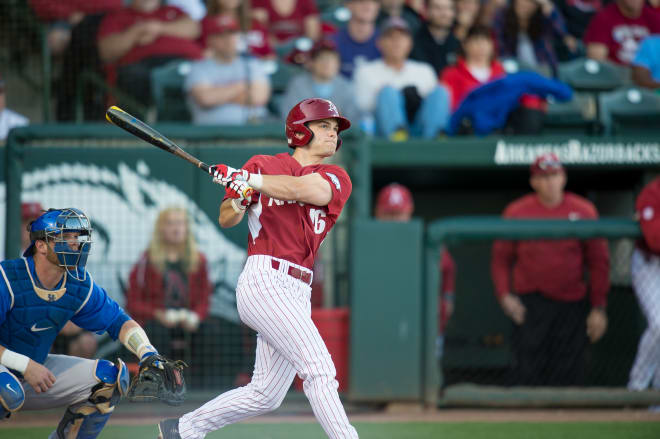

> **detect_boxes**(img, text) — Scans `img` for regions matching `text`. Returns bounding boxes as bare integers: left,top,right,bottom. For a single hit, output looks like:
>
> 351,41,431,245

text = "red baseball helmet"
285,98,351,149
376,183,414,214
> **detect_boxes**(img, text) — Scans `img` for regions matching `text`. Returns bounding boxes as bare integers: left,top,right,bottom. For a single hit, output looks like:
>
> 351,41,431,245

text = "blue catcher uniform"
0,208,132,439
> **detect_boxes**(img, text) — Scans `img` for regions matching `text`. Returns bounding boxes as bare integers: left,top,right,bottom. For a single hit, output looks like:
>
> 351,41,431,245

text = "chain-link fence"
425,217,659,405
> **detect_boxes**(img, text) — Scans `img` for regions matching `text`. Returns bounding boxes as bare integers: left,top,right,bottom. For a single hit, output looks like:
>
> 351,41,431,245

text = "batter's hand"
500,293,526,325
24,359,56,393
586,308,607,343
210,164,249,186
227,180,255,210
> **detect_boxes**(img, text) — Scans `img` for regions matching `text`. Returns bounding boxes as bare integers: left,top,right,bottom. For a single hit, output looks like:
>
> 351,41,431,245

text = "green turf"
2,422,660,439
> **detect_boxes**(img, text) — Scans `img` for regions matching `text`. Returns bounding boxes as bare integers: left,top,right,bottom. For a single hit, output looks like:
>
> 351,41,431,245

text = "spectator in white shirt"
0,75,29,141
353,17,450,140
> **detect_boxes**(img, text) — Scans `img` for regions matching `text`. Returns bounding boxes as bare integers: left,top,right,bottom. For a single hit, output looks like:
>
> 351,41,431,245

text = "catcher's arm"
118,320,158,360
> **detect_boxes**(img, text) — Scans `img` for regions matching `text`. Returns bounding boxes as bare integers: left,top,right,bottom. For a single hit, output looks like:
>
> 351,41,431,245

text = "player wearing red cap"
628,177,660,391
156,98,358,439
491,152,610,386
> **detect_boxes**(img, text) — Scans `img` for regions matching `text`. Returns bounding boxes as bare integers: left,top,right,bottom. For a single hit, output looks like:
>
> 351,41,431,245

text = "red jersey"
439,248,456,333
491,192,610,307
234,153,351,269
583,3,660,65
97,6,202,67
29,0,122,21
252,0,319,43
636,177,660,255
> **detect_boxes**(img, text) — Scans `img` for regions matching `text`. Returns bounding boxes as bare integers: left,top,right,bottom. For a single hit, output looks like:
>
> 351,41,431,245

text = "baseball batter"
157,98,359,439
629,177,660,391
0,207,168,438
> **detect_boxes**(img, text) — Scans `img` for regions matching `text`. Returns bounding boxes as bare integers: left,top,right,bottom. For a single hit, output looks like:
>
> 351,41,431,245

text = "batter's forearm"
250,174,332,206
219,198,245,228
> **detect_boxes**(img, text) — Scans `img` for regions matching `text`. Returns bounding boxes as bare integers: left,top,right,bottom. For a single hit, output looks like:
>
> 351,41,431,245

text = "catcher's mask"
24,207,93,282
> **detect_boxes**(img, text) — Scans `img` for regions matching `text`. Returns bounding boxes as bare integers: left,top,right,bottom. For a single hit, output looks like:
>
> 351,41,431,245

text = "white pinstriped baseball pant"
628,249,660,390
178,255,359,439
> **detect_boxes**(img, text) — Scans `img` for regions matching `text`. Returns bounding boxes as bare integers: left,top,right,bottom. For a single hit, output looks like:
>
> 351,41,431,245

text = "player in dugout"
491,152,610,386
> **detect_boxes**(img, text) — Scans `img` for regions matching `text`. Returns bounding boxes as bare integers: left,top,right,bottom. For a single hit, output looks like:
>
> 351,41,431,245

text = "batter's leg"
177,333,297,439
236,270,358,439
629,250,660,390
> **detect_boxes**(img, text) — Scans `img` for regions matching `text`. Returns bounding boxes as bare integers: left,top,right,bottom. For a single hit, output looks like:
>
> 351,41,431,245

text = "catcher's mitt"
127,354,188,406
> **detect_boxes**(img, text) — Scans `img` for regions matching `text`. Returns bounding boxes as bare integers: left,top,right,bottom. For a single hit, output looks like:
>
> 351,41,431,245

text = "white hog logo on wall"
5,160,246,324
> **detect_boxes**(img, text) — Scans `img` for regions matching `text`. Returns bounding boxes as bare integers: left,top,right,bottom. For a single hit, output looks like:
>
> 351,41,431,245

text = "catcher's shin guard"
50,359,128,438
0,369,24,420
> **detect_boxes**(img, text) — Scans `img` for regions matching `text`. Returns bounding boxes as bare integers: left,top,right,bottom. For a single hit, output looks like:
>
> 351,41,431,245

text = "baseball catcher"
127,354,187,406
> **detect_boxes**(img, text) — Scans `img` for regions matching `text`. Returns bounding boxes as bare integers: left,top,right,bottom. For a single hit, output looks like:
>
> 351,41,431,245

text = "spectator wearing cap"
584,0,660,66
97,0,202,114
632,35,660,90
410,0,460,76
185,15,271,125
332,0,382,79
375,183,457,362
202,0,274,58
0,75,29,141
491,152,610,386
279,40,361,123
353,17,450,140
377,0,423,36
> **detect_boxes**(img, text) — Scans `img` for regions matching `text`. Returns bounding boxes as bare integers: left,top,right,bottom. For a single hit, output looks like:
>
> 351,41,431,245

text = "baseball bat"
105,106,211,173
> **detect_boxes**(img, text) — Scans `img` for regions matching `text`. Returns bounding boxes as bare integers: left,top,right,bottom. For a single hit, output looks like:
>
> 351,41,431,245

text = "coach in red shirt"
491,153,610,386
97,0,202,110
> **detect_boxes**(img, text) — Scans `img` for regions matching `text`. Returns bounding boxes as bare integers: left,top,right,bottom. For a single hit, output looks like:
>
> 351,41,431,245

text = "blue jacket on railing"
447,72,573,136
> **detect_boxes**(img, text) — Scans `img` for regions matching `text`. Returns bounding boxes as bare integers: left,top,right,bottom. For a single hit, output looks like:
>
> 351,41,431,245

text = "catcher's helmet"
285,98,351,149
24,207,93,281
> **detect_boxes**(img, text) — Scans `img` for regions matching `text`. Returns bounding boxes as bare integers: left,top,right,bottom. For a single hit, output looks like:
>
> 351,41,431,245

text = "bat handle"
243,187,254,199
199,162,211,173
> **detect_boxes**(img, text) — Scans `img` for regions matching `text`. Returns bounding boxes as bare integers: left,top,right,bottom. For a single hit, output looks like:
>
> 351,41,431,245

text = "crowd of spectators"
19,0,659,138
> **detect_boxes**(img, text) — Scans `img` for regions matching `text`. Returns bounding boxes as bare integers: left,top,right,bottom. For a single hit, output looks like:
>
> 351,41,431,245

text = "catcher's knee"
91,359,129,413
0,369,24,420
51,359,128,439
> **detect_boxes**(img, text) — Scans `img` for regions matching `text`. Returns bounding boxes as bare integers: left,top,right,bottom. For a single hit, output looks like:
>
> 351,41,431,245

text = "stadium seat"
543,94,596,135
599,86,660,135
321,6,351,28
150,60,193,122
558,58,627,93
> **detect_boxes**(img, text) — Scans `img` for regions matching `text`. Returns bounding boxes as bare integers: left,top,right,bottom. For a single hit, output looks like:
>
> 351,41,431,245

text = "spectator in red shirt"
97,0,202,113
491,153,610,386
126,207,212,362
252,0,321,45
202,0,274,58
584,0,660,66
374,183,457,360
441,26,507,112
